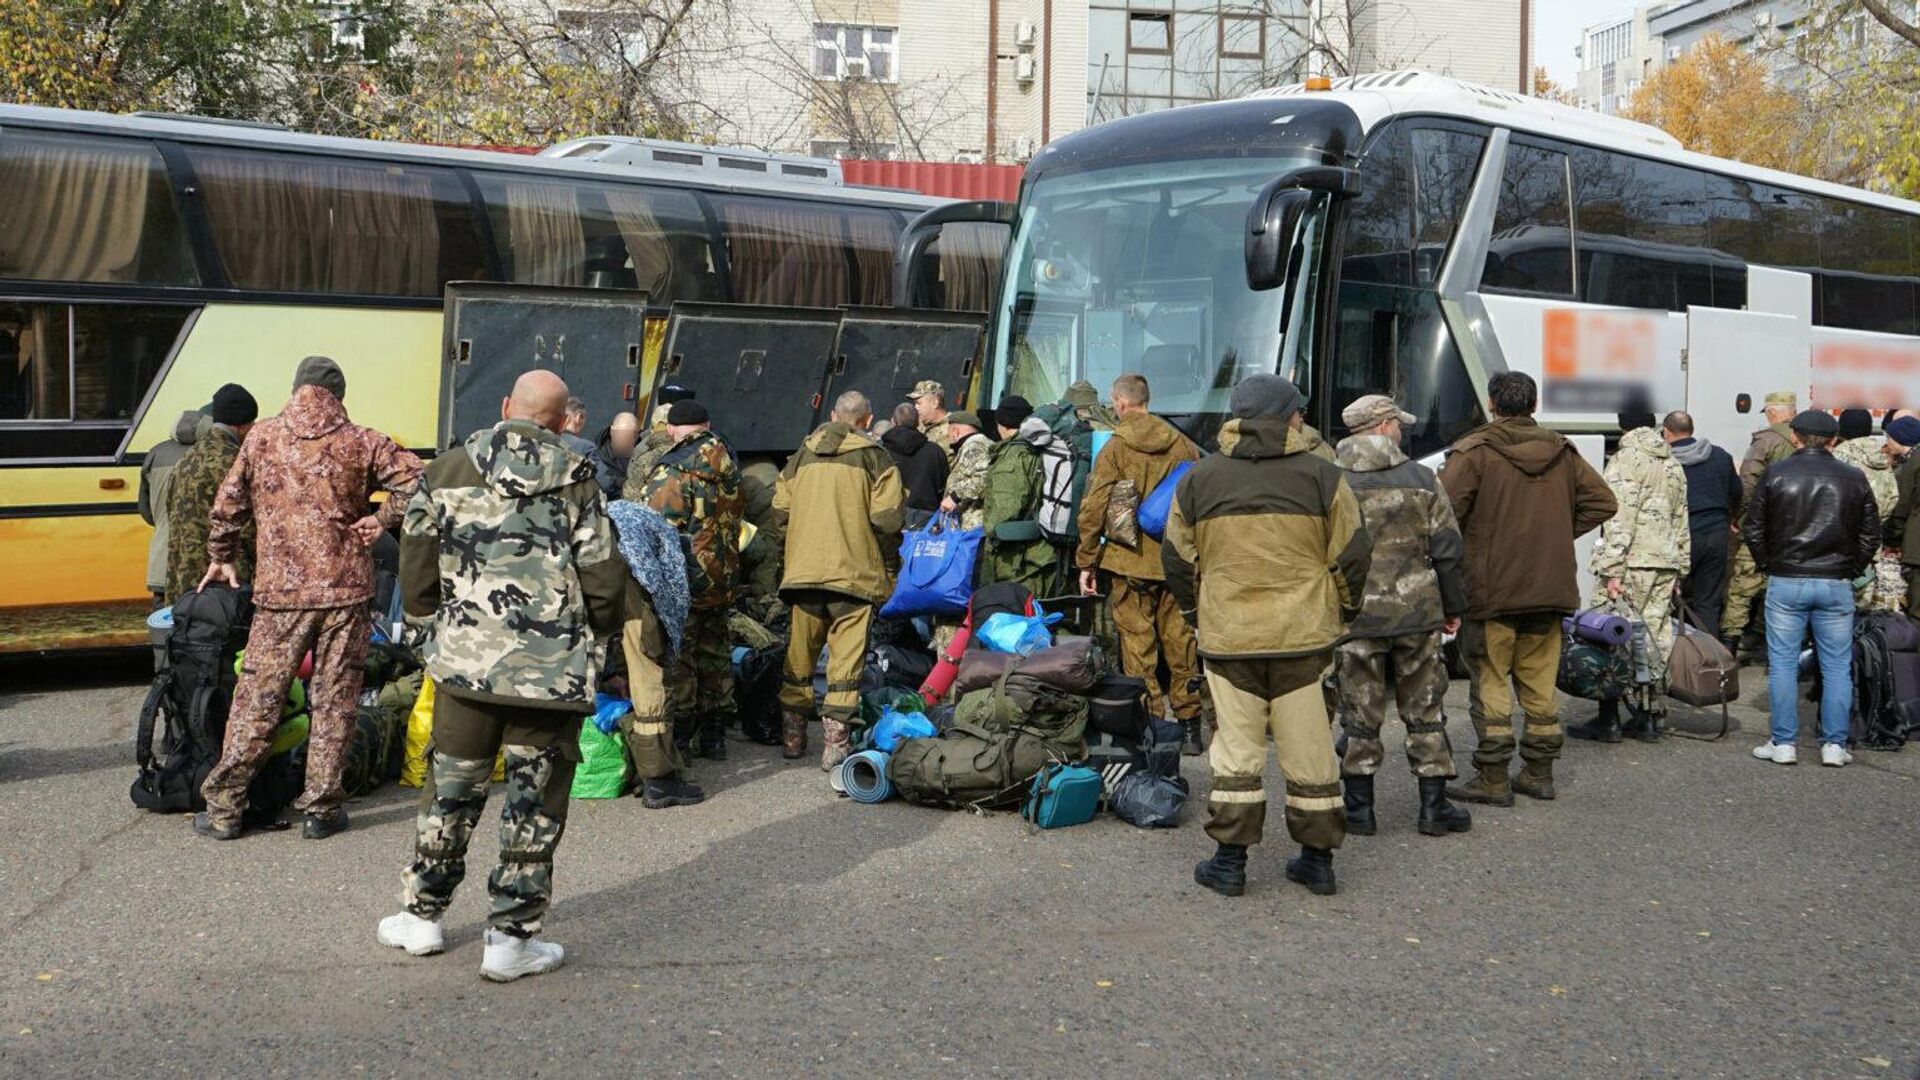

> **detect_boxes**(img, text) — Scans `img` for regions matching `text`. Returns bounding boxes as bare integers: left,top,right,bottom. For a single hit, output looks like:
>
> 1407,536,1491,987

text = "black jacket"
1669,437,1741,534
1742,447,1880,580
881,426,950,513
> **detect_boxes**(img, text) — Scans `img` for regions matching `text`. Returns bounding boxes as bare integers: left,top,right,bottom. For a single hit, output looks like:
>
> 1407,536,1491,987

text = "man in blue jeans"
1741,410,1880,767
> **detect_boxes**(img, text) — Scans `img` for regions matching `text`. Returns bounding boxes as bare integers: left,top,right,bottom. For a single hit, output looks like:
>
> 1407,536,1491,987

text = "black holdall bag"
1087,673,1149,740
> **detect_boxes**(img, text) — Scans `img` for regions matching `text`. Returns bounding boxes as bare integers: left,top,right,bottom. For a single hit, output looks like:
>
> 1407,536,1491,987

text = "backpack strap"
135,671,169,772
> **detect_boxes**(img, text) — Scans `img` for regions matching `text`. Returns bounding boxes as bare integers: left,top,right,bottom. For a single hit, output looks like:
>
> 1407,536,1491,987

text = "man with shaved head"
383,367,625,982
595,410,641,499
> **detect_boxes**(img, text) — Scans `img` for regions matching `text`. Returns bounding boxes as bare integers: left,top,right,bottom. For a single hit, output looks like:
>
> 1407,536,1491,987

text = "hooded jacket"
142,410,209,592
164,418,248,604
401,419,625,710
1162,417,1372,660
208,384,422,610
1438,416,1616,621
881,424,951,513
1669,436,1741,534
1335,433,1465,638
1590,426,1690,578
1075,410,1200,580
639,429,743,610
772,422,905,603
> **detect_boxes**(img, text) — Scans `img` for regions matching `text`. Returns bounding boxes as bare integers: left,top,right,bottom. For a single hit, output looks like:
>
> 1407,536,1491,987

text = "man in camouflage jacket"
638,399,743,760
1568,414,1690,744
1832,419,1903,613
1331,395,1471,840
939,411,991,530
163,385,257,604
195,357,420,841
1723,392,1798,651
380,370,624,980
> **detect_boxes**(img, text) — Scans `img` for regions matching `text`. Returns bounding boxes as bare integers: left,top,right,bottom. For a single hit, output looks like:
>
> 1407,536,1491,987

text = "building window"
1126,10,1171,54
1220,12,1265,60
814,24,897,82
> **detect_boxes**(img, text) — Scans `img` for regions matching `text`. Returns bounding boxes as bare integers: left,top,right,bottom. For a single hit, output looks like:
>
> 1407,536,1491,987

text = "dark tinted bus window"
915,221,1008,311
1572,148,1722,311
0,301,191,459
1819,200,1917,335
845,207,901,307
1411,128,1486,282
477,174,721,301
1342,122,1414,286
714,195,856,308
0,131,199,287
189,147,487,296
1332,282,1483,457
1481,143,1572,296
1753,185,1821,270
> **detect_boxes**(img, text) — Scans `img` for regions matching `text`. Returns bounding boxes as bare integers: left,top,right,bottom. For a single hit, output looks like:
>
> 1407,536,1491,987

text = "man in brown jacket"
772,390,905,769
194,356,422,840
1076,373,1205,750
1438,371,1615,807
1164,375,1371,898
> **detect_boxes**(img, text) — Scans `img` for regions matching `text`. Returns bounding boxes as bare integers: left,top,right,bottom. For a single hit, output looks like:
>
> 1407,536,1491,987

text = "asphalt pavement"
2,653,1917,1078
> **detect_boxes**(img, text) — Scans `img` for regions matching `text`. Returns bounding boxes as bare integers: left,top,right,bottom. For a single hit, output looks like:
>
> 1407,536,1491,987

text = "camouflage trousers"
201,604,368,828
1462,613,1563,768
1591,568,1680,711
1721,545,1764,642
1203,655,1344,851
667,606,735,740
620,610,684,782
1859,553,1907,614
781,592,872,723
1108,576,1202,722
403,692,578,938
1333,630,1454,780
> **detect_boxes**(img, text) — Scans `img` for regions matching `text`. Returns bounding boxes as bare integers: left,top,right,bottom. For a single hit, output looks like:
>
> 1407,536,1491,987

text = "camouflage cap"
1063,380,1099,408
908,380,945,401
1341,393,1415,431
1764,391,1798,410
946,409,982,430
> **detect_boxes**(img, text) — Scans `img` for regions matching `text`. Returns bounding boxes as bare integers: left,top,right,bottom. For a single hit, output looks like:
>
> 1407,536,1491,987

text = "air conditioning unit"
1016,21,1037,48
1016,54,1037,83
843,56,869,80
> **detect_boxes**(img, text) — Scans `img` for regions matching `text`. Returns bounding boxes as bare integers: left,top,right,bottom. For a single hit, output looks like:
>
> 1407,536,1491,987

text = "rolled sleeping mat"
841,750,894,804
1564,610,1632,647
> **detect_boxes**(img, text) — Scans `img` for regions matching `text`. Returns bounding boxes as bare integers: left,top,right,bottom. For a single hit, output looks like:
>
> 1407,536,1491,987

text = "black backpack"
1850,612,1920,750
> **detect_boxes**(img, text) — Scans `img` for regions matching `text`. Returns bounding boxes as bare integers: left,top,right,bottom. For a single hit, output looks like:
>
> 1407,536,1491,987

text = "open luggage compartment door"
828,307,987,413
654,302,841,455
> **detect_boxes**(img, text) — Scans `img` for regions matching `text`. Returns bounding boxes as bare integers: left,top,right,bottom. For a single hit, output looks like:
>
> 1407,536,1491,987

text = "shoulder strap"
135,672,169,771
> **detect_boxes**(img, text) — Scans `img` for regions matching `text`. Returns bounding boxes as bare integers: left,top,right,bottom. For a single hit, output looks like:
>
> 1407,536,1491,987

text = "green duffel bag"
887,721,1076,811
951,670,1089,745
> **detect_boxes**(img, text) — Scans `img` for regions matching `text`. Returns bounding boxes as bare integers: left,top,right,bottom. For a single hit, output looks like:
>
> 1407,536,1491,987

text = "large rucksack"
1849,612,1920,750
887,667,1088,809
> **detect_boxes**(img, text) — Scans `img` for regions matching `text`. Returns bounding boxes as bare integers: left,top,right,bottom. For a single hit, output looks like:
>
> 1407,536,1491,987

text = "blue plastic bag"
592,692,632,735
977,605,1062,655
1137,460,1194,540
871,706,936,752
881,514,983,619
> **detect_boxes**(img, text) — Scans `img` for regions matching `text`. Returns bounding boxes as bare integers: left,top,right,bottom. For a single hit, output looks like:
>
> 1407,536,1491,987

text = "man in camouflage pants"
638,399,743,760
1723,391,1797,658
195,357,419,841
381,370,625,982
1831,410,1904,613
1569,412,1690,744
1331,395,1472,838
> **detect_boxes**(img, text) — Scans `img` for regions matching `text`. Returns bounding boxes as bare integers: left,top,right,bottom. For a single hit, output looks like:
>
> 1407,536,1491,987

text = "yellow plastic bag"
400,678,507,787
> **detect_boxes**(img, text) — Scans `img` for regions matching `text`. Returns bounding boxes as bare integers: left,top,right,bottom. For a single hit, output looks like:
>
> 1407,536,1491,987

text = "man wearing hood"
1439,372,1615,806
772,390,905,768
881,401,950,526
382,369,624,981
980,395,1073,594
1568,411,1690,745
1661,411,1740,639
1075,374,1204,749
141,406,209,607
194,357,421,842
164,384,257,604
1165,375,1371,899
1832,409,1902,612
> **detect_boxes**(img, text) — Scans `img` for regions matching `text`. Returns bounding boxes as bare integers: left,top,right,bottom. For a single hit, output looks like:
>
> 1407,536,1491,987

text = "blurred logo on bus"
1541,308,1662,413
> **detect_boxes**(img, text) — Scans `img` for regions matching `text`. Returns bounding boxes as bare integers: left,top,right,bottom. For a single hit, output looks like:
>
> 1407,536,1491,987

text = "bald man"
596,410,640,499
384,369,625,982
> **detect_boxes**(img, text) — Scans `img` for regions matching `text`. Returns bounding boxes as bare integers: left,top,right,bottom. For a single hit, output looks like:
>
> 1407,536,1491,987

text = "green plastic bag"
859,687,925,726
571,718,631,799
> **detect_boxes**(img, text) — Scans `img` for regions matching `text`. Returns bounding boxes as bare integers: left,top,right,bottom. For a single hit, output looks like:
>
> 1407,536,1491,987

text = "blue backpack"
1137,460,1194,540
1022,762,1102,829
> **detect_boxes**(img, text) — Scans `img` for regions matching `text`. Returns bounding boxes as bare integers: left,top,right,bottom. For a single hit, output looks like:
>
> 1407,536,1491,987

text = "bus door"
654,302,842,456
441,283,650,451
828,307,986,415
1684,305,1809,452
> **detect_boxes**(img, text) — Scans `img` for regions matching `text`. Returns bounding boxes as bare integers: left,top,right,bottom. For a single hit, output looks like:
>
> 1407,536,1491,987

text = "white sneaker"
376,911,445,956
1751,741,1797,765
1821,743,1853,768
480,928,565,982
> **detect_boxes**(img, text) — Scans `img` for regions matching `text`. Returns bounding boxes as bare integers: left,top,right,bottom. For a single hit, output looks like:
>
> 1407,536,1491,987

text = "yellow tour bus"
0,105,998,654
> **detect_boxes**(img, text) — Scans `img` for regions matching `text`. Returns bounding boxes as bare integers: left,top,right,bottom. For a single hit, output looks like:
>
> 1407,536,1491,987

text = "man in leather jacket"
1742,410,1881,768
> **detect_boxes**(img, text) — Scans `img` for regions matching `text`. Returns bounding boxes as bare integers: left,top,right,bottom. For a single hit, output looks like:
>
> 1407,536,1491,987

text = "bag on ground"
1088,673,1149,740
977,608,1061,655
571,717,632,799
1110,772,1188,828
953,636,1101,696
1022,762,1102,829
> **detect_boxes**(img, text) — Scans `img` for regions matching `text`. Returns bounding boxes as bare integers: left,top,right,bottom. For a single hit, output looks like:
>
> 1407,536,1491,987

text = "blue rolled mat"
841,750,894,804
1564,609,1632,647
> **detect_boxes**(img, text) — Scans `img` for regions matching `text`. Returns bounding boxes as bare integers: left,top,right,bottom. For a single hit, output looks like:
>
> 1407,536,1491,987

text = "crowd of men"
141,354,1909,980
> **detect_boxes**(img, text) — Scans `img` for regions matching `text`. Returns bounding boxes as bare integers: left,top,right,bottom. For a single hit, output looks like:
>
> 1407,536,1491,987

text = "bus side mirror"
1244,166,1359,292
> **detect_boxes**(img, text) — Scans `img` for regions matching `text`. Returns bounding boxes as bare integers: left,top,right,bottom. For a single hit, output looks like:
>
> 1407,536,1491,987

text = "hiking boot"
1180,718,1205,757
782,711,808,760
1625,705,1662,744
1567,700,1623,744
191,812,241,841
1511,761,1557,801
480,929,564,983
301,809,349,840
641,773,706,809
1446,763,1514,807
820,718,852,772
376,911,445,957
1416,776,1472,836
697,715,727,761
1341,773,1377,836
1284,845,1337,896
740,713,784,746
1193,843,1247,897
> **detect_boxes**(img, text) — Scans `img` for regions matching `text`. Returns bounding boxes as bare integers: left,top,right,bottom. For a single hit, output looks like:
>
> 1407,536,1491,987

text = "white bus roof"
1250,70,1920,217
0,103,945,211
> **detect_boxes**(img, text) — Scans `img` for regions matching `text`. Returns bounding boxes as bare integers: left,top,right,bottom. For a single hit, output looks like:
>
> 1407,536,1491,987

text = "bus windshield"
990,153,1323,417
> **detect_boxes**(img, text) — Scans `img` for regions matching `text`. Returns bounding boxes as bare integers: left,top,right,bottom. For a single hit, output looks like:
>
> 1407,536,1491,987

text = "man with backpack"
980,395,1073,596
193,357,421,841
1075,374,1204,751
165,385,257,605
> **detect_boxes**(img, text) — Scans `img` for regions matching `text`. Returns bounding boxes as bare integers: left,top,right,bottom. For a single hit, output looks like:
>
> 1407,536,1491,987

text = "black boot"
640,773,707,808
1341,773,1376,836
1180,718,1205,757
1284,845,1337,896
1417,777,1472,836
1567,699,1623,743
301,809,349,840
698,714,727,760
1193,843,1248,897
